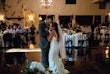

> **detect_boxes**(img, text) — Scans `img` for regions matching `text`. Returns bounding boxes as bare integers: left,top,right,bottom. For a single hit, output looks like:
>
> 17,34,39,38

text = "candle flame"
29,44,35,49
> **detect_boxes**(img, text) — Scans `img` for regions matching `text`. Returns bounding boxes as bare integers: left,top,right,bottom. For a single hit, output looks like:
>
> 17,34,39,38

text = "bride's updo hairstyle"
52,22,59,39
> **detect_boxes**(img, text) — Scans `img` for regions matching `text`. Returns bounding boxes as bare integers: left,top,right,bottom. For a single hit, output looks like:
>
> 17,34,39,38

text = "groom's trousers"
41,48,49,67
39,38,50,67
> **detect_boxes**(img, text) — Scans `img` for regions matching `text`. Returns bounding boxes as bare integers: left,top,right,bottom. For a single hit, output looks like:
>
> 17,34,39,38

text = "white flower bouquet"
21,61,51,74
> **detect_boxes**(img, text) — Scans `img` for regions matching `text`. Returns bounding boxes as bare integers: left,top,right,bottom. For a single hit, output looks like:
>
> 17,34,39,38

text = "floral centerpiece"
21,60,51,74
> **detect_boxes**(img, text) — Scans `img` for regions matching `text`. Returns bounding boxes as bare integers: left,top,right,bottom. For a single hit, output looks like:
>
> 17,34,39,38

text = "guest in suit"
30,24,36,44
38,15,53,67
75,25,82,33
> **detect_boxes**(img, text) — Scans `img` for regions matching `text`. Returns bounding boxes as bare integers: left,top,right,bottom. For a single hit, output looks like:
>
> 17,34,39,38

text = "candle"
29,44,35,49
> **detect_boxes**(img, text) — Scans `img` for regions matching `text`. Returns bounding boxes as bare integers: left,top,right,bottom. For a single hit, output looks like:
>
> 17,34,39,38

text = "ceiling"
92,0,110,3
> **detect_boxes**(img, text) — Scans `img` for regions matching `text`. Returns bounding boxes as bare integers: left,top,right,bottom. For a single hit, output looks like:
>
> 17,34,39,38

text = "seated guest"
3,25,12,34
17,25,25,34
97,24,102,35
12,24,18,35
3,26,9,34
30,24,36,44
3,25,12,48
60,23,64,29
60,23,68,33
67,21,72,30
0,21,7,31
91,24,95,33
75,25,82,33
17,25,26,47
12,24,20,48
24,24,29,45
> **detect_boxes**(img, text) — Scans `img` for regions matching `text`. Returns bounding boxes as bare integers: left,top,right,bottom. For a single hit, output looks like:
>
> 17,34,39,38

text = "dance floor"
0,45,110,74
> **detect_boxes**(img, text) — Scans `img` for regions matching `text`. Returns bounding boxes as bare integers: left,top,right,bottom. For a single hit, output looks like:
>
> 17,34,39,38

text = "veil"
57,23,66,59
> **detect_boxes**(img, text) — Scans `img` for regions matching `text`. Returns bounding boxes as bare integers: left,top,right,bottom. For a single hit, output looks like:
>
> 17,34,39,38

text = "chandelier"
40,0,53,9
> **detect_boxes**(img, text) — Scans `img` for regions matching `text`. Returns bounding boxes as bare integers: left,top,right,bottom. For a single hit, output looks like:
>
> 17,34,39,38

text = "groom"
38,15,53,67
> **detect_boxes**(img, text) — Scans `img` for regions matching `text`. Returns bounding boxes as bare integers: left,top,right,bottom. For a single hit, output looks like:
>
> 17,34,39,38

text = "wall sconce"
0,14,5,21
108,12,110,16
28,14,34,21
108,12,110,22
39,16,42,22
105,47,109,59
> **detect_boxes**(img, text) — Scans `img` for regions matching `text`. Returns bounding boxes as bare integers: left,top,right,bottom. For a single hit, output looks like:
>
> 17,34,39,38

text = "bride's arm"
47,30,54,42
54,30,59,40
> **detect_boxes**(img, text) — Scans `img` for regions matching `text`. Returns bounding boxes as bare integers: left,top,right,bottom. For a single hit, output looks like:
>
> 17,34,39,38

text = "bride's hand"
45,27,48,32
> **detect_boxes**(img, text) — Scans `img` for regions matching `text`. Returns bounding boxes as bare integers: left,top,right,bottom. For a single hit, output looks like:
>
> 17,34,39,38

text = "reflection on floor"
65,46,110,74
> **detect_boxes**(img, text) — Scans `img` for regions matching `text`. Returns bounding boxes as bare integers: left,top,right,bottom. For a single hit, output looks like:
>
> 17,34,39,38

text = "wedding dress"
49,37,69,74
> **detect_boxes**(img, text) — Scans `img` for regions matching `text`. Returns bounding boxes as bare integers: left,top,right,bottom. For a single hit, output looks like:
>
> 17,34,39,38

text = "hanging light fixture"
40,0,53,9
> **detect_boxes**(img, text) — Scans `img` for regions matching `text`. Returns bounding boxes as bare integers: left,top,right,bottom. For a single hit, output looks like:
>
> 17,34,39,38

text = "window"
75,15,93,26
66,0,76,4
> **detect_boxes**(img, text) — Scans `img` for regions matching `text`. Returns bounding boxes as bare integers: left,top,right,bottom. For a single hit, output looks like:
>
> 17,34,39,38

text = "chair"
65,34,73,61
78,34,89,62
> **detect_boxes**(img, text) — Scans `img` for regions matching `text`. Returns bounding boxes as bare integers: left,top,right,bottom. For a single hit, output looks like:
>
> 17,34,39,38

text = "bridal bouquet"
21,61,51,74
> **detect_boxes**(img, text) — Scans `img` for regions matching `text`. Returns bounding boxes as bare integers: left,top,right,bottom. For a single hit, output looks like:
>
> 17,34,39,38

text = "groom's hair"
46,15,53,20
52,22,59,38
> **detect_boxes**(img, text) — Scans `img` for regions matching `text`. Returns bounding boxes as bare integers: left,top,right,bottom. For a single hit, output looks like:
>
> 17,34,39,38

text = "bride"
48,22,69,74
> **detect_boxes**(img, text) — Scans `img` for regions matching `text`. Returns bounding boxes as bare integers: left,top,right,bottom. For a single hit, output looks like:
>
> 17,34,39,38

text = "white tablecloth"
63,33,88,47
5,48,41,62
73,33,88,47
63,32,88,61
6,48,41,53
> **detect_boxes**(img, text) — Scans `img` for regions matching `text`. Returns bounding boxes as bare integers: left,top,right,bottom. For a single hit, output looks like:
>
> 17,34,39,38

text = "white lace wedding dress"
49,37,69,74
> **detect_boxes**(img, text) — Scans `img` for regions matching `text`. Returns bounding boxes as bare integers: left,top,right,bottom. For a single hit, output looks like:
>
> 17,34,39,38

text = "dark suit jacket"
38,21,50,49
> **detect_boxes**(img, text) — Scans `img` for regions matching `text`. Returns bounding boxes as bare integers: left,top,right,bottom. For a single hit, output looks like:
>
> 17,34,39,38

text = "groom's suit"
38,21,50,67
